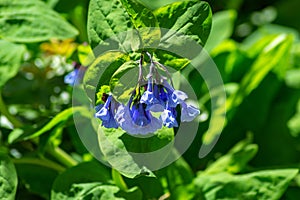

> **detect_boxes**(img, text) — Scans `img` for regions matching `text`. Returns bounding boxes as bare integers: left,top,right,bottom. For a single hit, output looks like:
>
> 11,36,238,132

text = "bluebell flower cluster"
94,53,200,135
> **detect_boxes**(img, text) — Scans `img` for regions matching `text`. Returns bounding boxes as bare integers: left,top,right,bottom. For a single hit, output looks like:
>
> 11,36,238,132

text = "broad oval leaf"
194,169,299,200
154,0,212,47
0,154,18,200
51,161,112,200
0,0,78,43
88,0,159,50
0,40,26,88
98,126,174,178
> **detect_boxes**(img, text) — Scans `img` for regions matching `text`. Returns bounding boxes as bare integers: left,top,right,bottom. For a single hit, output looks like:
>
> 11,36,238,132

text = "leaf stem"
0,90,23,128
12,157,65,172
47,146,78,168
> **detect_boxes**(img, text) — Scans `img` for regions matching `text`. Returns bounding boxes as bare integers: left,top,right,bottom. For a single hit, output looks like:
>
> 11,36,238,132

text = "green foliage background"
1,0,300,199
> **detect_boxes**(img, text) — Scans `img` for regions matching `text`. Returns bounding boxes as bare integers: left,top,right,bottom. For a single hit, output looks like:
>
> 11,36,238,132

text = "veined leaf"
153,0,212,71
0,0,78,43
0,40,26,88
98,126,155,178
0,154,18,200
194,169,299,200
88,0,158,50
51,161,112,200
154,0,212,47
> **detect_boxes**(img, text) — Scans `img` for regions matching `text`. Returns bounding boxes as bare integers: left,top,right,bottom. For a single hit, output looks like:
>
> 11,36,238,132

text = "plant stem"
0,90,23,128
12,157,65,172
47,146,78,168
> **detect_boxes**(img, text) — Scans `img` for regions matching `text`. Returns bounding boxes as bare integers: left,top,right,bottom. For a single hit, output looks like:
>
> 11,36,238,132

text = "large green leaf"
88,0,133,49
56,183,123,200
153,1,212,71
0,0,78,43
154,0,212,47
0,40,26,88
51,161,111,199
98,127,153,178
194,169,299,200
98,126,174,178
88,0,158,50
0,154,18,200
15,162,59,199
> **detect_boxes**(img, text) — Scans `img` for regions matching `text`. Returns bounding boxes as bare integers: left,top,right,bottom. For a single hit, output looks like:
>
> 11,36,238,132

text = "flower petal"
180,103,200,122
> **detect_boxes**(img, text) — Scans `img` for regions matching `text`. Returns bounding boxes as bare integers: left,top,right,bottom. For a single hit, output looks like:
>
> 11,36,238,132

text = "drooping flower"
160,106,178,128
115,97,162,135
180,102,200,122
95,95,118,128
140,79,164,112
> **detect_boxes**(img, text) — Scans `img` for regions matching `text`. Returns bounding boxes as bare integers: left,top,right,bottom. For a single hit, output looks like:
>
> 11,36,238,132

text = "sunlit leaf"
194,169,299,200
0,0,78,43
83,51,129,103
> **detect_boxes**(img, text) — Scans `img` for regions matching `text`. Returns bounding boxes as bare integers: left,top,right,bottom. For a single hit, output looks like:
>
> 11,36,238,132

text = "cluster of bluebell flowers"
95,52,200,135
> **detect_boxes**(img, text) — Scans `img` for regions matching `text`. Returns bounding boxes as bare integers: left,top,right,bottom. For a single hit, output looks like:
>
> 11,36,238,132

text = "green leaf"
205,137,258,174
154,0,212,47
54,182,123,200
0,40,26,88
83,51,129,103
204,10,237,52
51,161,112,199
227,34,294,111
11,107,89,142
88,0,133,49
15,162,59,199
0,154,18,200
88,0,159,50
120,0,157,28
98,127,154,178
0,0,78,43
153,0,212,71
110,60,138,104
194,169,299,200
161,152,194,200
98,126,174,178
